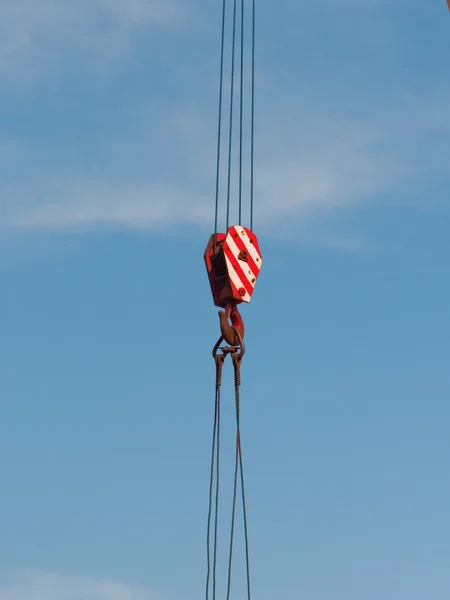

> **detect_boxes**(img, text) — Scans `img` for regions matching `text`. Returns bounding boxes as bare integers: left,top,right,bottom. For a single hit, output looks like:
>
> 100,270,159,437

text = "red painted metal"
219,303,245,345
204,225,262,309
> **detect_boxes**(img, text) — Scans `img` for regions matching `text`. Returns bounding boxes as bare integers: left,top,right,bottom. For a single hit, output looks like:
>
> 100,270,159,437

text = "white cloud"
4,182,212,231
3,87,449,237
0,0,449,246
0,571,156,600
0,0,179,80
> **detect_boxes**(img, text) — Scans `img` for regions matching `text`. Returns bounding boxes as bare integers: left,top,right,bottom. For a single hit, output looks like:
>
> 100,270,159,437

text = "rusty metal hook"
219,304,244,347
212,325,245,360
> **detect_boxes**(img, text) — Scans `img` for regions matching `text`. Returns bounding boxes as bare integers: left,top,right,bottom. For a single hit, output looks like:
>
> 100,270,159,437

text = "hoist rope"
213,0,256,233
238,0,245,226
226,359,251,600
214,0,227,237
250,0,255,230
206,358,223,600
226,0,238,231
206,349,251,600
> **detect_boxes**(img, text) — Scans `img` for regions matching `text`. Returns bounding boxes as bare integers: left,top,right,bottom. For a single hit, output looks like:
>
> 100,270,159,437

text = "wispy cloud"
0,0,449,245
4,181,211,231
3,86,449,236
0,570,156,600
0,0,179,81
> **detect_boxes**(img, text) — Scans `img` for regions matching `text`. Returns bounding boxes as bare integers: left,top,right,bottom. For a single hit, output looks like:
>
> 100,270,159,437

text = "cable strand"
225,355,252,600
214,0,227,236
250,0,255,230
225,426,240,600
238,412,252,600
206,359,222,600
238,0,245,225
226,0,238,230
212,388,221,599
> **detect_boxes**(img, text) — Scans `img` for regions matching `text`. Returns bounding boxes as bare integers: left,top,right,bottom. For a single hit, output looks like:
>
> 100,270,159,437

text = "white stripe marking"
225,256,251,302
231,225,263,267
226,235,258,288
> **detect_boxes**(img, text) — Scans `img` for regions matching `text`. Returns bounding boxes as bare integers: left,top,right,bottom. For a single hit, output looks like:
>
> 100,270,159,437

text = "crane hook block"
204,225,263,308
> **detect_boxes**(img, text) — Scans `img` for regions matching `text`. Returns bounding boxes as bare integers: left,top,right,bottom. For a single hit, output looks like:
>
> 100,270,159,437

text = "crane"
203,1,262,599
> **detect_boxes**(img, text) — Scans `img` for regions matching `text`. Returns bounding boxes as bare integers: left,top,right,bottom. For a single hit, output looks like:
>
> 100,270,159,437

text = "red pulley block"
204,225,263,309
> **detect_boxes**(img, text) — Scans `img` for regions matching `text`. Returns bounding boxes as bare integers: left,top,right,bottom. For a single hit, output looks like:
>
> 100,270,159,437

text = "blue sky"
1,0,450,599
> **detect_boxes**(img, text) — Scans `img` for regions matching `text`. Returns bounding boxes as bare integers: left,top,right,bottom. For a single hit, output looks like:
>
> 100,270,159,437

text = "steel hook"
218,304,245,347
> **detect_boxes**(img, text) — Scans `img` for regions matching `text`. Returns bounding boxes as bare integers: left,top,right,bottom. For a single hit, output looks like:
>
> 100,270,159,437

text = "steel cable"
206,361,223,600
